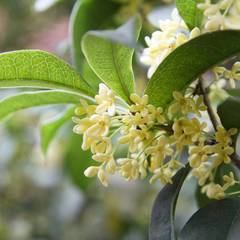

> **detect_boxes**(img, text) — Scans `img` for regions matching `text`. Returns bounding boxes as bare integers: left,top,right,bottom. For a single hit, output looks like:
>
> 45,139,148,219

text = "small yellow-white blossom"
214,62,240,88
73,84,237,196
202,183,225,199
95,83,116,116
140,8,200,78
198,0,240,31
169,91,207,116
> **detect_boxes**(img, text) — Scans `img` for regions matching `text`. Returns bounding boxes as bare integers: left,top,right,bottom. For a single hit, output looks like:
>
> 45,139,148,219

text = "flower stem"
199,77,219,131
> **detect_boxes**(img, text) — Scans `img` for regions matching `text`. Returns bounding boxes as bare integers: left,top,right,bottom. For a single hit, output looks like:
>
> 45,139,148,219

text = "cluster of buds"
73,83,237,199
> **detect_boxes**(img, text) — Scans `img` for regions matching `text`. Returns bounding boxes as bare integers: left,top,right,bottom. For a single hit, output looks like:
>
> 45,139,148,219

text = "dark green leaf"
82,16,142,102
176,0,203,29
149,165,190,240
145,30,240,108
0,90,80,120
40,106,75,154
0,50,94,96
217,96,240,129
179,198,240,240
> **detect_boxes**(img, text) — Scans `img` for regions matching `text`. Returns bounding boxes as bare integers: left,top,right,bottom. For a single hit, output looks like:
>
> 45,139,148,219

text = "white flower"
199,0,240,31
95,83,116,116
84,166,99,177
140,8,200,78
86,113,110,138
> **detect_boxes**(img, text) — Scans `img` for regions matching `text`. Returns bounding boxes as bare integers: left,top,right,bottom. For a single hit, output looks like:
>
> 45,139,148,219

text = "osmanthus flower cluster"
72,83,238,199
141,1,240,87
140,9,201,78
198,0,240,31
70,0,240,200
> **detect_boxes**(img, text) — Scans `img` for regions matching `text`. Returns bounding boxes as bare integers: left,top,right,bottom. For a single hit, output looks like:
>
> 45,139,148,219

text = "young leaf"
70,0,119,72
176,0,203,29
145,30,240,108
217,96,240,129
0,50,94,96
149,165,190,240
82,16,142,103
179,198,240,240
40,107,75,154
0,90,81,120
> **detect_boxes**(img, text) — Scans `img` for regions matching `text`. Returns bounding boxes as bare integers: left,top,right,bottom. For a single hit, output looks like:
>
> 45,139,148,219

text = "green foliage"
179,198,240,240
217,96,240,129
176,0,203,29
149,165,190,240
69,0,120,91
0,50,94,96
70,0,119,72
145,30,240,108
82,16,142,103
0,90,80,120
40,106,75,154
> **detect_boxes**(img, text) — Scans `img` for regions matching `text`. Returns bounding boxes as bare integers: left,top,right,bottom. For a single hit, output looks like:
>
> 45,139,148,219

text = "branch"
231,152,240,169
199,78,219,131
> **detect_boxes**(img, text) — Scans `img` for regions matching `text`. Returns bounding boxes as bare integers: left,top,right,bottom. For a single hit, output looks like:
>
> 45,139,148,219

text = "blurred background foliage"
0,0,198,239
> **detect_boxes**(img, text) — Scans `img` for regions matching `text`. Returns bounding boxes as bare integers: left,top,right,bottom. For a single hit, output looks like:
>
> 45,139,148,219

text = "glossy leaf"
149,165,190,240
176,0,203,29
70,0,119,72
179,198,240,240
0,90,80,120
82,16,142,102
145,30,240,108
217,96,240,129
0,50,94,96
40,106,75,153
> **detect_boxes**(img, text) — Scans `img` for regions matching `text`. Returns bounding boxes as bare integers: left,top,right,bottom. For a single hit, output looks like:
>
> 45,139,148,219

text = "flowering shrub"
2,0,240,238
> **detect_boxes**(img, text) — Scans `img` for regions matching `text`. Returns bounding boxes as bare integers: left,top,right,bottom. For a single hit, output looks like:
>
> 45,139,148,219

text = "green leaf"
0,50,94,96
40,106,75,154
0,90,80,120
217,96,240,129
145,30,240,108
179,198,240,240
176,0,203,29
64,133,94,190
226,89,240,98
82,16,142,103
70,0,119,72
149,165,190,240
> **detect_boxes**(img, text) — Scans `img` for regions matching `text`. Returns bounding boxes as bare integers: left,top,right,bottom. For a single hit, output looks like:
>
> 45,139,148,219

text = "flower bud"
84,166,99,178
